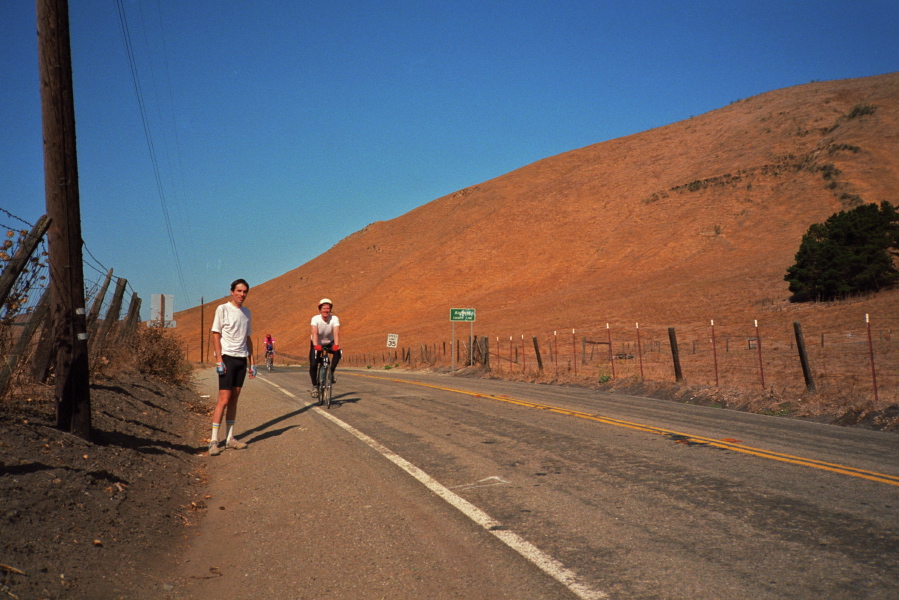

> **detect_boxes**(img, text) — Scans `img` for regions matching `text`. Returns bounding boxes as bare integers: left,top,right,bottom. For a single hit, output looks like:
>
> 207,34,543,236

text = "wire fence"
0,209,143,398
346,314,898,405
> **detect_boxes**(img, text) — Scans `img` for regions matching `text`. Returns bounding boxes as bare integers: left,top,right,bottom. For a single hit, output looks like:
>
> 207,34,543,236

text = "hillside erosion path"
157,368,572,600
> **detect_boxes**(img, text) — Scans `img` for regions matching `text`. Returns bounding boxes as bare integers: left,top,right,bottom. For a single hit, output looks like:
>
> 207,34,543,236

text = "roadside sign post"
386,333,398,362
450,308,476,373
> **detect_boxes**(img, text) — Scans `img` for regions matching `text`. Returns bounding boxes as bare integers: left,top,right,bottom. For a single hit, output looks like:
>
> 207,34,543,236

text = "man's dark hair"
230,278,250,291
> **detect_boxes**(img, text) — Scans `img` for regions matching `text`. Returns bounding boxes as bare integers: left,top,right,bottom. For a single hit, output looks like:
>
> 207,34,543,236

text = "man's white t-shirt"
211,302,252,357
310,314,339,344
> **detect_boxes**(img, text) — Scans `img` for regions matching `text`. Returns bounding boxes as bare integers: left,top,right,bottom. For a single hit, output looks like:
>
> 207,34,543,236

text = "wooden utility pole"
38,0,91,438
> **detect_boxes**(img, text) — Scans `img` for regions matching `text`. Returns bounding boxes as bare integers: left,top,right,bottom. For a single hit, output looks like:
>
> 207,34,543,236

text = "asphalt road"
169,366,899,600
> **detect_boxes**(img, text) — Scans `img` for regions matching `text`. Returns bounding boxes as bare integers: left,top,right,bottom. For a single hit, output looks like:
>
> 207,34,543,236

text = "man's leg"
209,388,231,455
330,350,341,382
224,387,247,449
309,343,319,386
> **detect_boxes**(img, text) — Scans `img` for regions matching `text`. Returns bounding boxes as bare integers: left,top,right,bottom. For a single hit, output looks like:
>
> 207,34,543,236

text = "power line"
113,0,189,300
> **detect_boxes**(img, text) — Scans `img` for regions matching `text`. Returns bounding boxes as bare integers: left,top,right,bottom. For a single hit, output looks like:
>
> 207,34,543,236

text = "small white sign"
386,333,399,348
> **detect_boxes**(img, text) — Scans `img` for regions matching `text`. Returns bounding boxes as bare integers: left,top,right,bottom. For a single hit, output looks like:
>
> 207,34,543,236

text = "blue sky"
2,1,897,319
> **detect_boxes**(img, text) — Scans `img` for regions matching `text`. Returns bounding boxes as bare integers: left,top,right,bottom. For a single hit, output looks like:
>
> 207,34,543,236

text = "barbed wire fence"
348,312,897,405
0,209,143,398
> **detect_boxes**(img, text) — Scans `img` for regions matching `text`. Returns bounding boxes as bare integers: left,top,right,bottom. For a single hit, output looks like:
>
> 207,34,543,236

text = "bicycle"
265,350,274,372
315,350,333,409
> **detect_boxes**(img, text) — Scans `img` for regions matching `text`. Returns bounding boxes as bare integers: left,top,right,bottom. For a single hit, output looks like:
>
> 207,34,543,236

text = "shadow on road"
328,392,360,408
237,405,313,443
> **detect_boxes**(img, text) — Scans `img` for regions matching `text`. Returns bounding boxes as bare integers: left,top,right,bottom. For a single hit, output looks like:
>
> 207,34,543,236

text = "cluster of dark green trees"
785,201,899,302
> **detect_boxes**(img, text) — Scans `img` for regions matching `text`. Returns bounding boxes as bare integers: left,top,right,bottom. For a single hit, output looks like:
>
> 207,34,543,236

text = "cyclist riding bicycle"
310,298,341,396
263,334,275,370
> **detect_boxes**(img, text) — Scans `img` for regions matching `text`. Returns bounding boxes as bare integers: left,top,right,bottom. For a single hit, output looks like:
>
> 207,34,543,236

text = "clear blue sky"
2,1,897,319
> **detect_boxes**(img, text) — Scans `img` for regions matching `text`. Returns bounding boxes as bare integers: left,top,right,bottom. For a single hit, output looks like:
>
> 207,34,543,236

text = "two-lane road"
228,366,898,599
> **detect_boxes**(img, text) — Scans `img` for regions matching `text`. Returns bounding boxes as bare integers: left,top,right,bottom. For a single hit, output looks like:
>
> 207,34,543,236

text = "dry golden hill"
174,72,899,361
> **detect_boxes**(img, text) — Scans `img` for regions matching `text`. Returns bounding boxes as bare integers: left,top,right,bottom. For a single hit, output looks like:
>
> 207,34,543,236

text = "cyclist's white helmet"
318,298,333,309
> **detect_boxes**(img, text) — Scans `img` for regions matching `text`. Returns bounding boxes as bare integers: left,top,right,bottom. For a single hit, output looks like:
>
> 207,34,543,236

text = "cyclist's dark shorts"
219,355,248,390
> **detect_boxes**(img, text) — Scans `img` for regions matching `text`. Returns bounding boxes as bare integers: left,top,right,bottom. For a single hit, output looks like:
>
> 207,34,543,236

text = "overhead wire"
113,0,190,301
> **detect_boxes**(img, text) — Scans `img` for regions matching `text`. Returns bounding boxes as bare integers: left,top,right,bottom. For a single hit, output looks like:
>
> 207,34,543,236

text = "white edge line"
261,376,608,600
258,377,296,398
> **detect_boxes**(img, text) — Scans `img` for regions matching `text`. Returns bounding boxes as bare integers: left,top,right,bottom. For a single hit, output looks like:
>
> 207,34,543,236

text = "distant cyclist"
310,298,341,394
263,334,275,364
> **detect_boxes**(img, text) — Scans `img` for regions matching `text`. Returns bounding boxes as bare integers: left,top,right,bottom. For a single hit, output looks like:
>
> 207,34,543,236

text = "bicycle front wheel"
317,363,329,405
323,381,332,409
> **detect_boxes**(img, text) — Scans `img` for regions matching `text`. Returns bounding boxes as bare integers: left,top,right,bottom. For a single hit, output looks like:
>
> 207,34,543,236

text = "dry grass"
171,72,899,422
130,326,192,385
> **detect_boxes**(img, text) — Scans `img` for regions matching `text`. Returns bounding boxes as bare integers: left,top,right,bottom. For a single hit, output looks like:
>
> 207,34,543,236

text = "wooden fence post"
793,321,816,393
532,336,543,370
0,215,51,308
636,323,644,379
116,293,141,345
91,277,127,362
668,327,683,382
571,329,577,376
521,335,526,372
754,320,765,390
866,314,879,402
606,323,615,379
0,289,50,396
85,268,112,340
710,320,719,387
553,331,558,374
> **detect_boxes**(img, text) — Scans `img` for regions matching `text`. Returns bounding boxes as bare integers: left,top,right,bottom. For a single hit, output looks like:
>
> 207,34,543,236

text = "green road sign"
450,308,476,322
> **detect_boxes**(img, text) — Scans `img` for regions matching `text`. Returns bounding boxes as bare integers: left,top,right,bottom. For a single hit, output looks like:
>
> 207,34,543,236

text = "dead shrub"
131,326,191,385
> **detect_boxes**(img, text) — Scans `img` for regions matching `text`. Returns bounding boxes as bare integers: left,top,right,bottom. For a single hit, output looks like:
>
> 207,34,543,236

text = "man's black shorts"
219,355,248,390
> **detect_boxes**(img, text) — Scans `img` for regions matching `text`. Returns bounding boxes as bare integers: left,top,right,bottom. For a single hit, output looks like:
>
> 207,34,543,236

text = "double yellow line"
355,373,899,487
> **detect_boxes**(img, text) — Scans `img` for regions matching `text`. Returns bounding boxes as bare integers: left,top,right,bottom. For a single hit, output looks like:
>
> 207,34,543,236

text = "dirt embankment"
0,372,209,600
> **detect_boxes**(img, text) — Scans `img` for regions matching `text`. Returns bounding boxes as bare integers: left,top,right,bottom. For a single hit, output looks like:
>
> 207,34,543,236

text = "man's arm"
332,325,340,347
212,332,223,360
310,324,320,346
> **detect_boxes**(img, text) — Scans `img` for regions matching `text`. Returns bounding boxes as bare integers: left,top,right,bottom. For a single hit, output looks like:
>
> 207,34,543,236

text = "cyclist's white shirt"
212,302,252,357
311,314,339,344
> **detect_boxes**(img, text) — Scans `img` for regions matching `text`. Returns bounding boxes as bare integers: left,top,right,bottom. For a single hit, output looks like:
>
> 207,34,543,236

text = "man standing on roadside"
209,278,255,456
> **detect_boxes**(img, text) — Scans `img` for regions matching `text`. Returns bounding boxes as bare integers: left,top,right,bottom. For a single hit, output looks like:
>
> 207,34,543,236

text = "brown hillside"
174,73,899,361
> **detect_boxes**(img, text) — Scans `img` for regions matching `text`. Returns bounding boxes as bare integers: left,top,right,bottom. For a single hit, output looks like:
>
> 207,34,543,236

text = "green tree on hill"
785,201,899,302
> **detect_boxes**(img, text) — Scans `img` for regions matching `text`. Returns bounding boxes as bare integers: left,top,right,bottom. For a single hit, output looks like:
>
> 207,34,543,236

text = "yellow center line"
352,372,899,487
